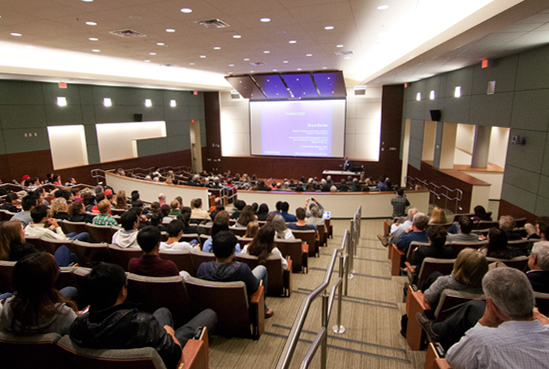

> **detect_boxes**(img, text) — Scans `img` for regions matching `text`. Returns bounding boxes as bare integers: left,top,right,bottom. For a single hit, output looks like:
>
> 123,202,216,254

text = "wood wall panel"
498,199,537,224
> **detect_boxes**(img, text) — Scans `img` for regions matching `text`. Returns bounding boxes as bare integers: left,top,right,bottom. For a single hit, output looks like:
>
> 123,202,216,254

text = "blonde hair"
429,207,448,224
452,248,488,287
244,222,259,239
50,197,67,217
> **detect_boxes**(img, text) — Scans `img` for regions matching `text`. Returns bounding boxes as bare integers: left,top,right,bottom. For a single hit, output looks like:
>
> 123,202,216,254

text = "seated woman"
479,228,516,259
472,205,491,221
272,215,295,240
423,248,488,309
114,190,128,209
0,220,76,267
243,222,259,239
256,203,270,221
68,201,95,223
242,225,288,271
411,225,454,273
50,197,70,221
429,207,458,233
0,252,78,335
233,205,257,228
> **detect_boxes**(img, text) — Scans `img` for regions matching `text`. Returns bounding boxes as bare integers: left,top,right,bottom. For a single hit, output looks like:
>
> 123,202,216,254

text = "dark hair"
458,216,473,234
149,201,160,213
474,205,490,221
251,202,258,213
275,201,282,211
149,211,163,227
257,203,269,215
131,191,140,202
21,195,37,211
137,226,161,252
161,204,171,217
68,201,84,217
248,225,275,264
83,263,127,312
120,210,138,231
427,225,447,248
484,228,513,259
537,216,549,239
11,253,77,333
397,188,404,196
181,206,192,218
296,207,306,221
82,193,95,207
234,199,246,211
193,198,202,208
211,220,229,237
167,219,185,238
212,230,237,259
4,192,18,203
237,205,255,227
281,202,289,213
30,205,49,223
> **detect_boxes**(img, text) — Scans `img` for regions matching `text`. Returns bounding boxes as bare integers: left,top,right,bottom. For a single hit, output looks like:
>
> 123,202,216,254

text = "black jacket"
70,213,95,223
70,303,181,369
9,241,39,261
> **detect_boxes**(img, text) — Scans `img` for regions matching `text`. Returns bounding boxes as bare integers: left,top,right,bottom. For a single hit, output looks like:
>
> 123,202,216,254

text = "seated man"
196,230,273,318
190,198,209,219
10,194,37,227
128,226,180,277
288,207,318,232
527,241,549,293
445,268,549,368
279,202,297,222
395,213,429,254
447,216,480,243
160,220,198,252
378,208,418,247
91,199,119,227
25,205,90,242
69,263,217,369
499,215,523,241
111,210,140,249
169,199,182,216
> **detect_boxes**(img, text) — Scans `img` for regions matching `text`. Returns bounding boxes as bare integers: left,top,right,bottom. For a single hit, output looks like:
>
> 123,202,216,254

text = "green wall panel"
87,144,100,165
0,80,44,105
4,128,49,153
468,92,514,127
501,183,537,214
442,96,471,124
44,105,83,126
137,137,170,157
0,105,47,129
503,165,540,194
472,55,518,95
511,89,549,131
516,46,549,91
506,129,546,173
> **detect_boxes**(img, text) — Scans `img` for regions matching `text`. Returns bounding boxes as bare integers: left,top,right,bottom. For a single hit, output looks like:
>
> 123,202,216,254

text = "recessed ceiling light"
283,60,289,63
263,50,270,54
81,0,93,2
377,5,389,10
213,46,221,50
229,64,235,67
273,69,278,71
289,40,297,44
170,99,177,107
336,44,344,48
260,18,271,22
233,34,241,39
322,66,328,69
324,26,334,30
180,8,192,13
144,60,151,62
189,62,195,65
306,53,312,57
149,52,156,55
89,37,98,41
344,56,350,59
250,70,254,73
297,68,302,71
10,33,22,37
166,28,175,32
244,58,250,61
92,49,100,52
85,21,97,26
200,55,206,58
157,42,165,46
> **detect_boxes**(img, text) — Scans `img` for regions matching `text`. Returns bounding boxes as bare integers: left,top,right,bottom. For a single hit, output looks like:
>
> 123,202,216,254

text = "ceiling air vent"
334,50,354,56
197,19,230,28
110,29,146,38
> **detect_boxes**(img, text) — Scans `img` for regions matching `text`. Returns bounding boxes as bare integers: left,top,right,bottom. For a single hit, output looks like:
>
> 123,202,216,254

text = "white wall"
455,123,475,153
218,87,383,160
47,125,88,169
488,126,510,168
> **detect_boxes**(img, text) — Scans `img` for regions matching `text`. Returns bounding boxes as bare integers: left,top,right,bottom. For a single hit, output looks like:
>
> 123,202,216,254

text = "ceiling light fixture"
324,26,334,30
260,18,271,22
189,62,195,65
243,58,250,61
85,21,97,26
200,55,206,58
297,68,302,71
166,28,175,32
145,99,152,107
170,99,177,107
322,67,328,69
81,0,93,2
157,42,165,46
149,52,156,55
283,60,289,63
336,44,344,48
273,69,277,71
233,34,241,38
10,33,22,36
263,50,270,54
289,40,297,44
180,8,192,13
103,98,112,107
89,37,98,41
57,97,67,107
306,53,312,57
229,64,234,67
213,46,221,50
92,49,100,52
377,5,389,10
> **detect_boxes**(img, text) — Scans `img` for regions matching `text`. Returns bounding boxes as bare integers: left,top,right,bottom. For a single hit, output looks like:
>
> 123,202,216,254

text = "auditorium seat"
108,245,142,271
0,209,16,222
59,220,88,236
179,233,200,245
126,273,192,327
190,250,216,271
452,213,474,222
25,235,45,251
85,224,119,244
290,229,317,257
416,258,455,288
275,239,306,273
184,276,264,339
486,255,529,271
0,260,16,292
159,251,196,276
68,240,112,267
535,292,549,316
40,238,73,256
449,240,487,257
0,331,67,369
230,227,247,237
508,239,532,255
111,208,127,216
235,253,292,297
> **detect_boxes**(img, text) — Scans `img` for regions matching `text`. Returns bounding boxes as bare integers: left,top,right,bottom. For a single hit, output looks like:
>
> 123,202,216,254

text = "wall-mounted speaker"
134,113,143,122
430,110,441,121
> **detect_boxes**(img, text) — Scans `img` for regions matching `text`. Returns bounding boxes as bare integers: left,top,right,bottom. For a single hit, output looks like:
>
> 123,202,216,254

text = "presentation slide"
250,100,346,158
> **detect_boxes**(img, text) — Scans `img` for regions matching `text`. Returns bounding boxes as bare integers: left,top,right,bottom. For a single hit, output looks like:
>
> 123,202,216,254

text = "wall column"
433,122,457,169
471,125,491,168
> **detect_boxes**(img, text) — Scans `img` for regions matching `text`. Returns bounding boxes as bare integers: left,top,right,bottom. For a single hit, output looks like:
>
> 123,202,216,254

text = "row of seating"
0,323,209,369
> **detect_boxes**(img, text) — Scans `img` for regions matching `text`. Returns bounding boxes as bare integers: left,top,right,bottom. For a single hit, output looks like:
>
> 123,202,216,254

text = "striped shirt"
92,213,118,227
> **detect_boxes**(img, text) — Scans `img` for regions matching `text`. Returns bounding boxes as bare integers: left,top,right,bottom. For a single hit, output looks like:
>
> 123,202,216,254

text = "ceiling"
0,0,548,91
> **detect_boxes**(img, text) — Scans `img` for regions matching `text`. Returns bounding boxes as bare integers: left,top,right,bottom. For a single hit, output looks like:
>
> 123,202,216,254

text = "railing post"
332,254,346,334
347,220,355,279
320,293,329,369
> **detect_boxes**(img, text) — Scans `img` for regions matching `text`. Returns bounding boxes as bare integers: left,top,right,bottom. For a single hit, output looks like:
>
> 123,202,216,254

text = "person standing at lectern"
341,156,351,171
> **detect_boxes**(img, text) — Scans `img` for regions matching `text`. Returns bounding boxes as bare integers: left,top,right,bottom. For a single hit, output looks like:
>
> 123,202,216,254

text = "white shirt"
160,241,195,252
447,320,549,369
25,223,66,241
241,245,289,271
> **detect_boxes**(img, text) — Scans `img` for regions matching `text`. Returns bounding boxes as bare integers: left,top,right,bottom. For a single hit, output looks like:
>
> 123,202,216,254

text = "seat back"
126,273,192,327
0,210,15,222
198,224,212,235
179,233,200,245
25,236,45,251
199,234,210,247
56,335,167,369
535,292,549,316
40,237,72,255
449,240,487,257
434,289,485,322
184,276,253,338
452,213,474,223
68,240,112,267
56,266,81,291
85,224,118,244
230,227,247,237
407,241,430,264
108,245,143,271
235,253,285,297
274,239,303,273
290,229,316,257
317,224,326,247
514,217,527,228
190,251,216,271
0,260,16,292
158,251,196,276
59,220,88,235
416,257,455,287
508,239,532,255
474,220,499,231
486,255,529,271
0,331,67,369
111,208,127,216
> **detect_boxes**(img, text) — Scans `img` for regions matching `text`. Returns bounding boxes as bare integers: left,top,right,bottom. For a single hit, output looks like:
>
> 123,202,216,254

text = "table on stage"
322,170,361,182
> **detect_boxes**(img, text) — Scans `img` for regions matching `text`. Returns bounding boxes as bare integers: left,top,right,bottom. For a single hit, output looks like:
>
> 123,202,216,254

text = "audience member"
190,198,209,219
396,213,429,254
447,216,479,243
0,193,20,213
272,214,295,240
10,194,36,227
279,202,297,222
234,205,256,228
114,190,127,209
527,241,549,293
68,201,94,223
256,203,270,221
305,198,325,227
25,205,89,243
471,205,491,221
92,199,119,227
111,210,140,249
160,220,197,252
51,197,70,220
391,188,410,218
288,207,317,232
479,228,515,259
499,215,522,241
242,225,288,271
231,200,246,220
169,199,181,216
128,226,180,277
411,225,453,274
243,222,259,239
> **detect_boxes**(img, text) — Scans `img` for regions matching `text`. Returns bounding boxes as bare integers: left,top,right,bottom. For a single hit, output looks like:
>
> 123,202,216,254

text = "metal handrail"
276,228,349,369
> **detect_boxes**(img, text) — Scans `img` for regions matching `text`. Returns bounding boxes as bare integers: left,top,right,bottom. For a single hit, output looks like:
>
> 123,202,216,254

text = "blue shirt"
396,231,428,253
202,238,241,254
280,212,297,222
